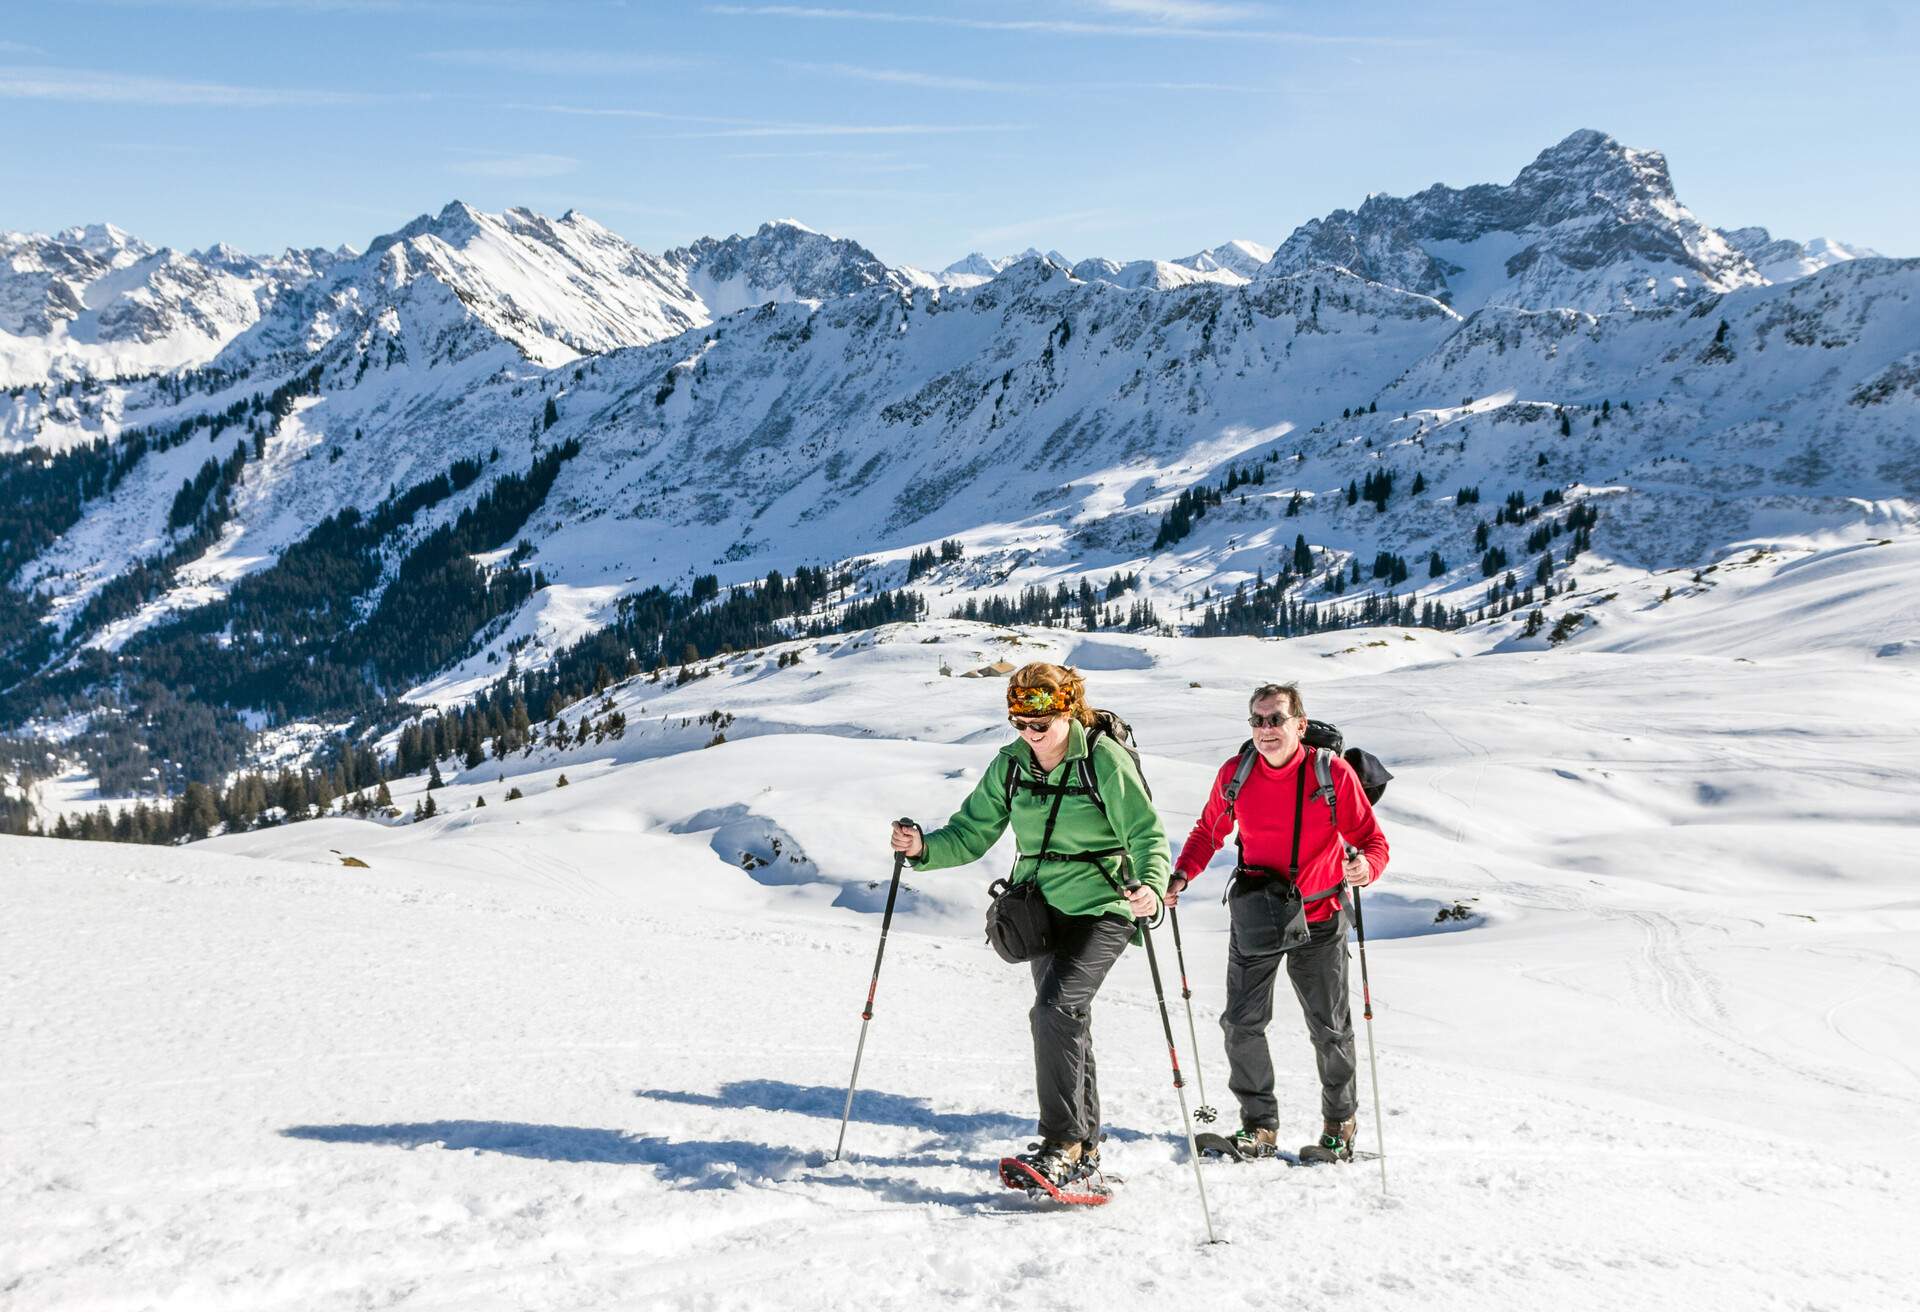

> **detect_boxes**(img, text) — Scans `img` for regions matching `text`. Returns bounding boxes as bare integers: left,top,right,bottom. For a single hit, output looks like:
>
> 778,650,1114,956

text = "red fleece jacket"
1174,745,1389,921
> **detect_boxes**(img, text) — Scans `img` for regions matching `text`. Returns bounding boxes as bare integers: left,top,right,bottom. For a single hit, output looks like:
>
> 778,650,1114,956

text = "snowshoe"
998,1139,1111,1206
1298,1118,1357,1165
1233,1125,1279,1158
1196,1125,1276,1162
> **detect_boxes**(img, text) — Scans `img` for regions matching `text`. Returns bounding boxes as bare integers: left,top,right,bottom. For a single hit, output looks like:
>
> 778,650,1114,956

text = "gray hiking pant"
1029,911,1134,1144
1221,911,1355,1128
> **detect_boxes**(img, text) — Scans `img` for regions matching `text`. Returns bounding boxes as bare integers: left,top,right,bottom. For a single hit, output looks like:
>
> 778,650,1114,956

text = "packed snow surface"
5,544,1918,1310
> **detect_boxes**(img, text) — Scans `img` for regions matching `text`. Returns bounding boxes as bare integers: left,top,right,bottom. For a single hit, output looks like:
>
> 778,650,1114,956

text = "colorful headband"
1008,685,1074,716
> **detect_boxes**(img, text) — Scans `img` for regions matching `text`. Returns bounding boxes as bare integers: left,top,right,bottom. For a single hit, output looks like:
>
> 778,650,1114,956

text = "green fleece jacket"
912,718,1170,919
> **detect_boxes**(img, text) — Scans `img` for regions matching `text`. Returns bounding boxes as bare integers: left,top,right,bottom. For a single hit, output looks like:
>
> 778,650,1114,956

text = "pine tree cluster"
1152,462,1267,550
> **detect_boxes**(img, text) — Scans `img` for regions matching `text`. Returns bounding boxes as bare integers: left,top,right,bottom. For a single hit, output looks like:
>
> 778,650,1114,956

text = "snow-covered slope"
214,202,714,373
932,248,1071,288
6,559,1917,1307
1174,239,1274,280
932,242,1273,291
1263,129,1766,314
3,132,1916,783
1069,255,1245,290
4,208,922,395
0,224,340,387
1717,225,1879,285
667,218,922,317
13,241,1920,713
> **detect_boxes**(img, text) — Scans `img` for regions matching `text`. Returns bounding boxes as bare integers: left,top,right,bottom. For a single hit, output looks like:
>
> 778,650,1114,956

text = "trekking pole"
832,819,914,1161
1131,883,1221,1245
1349,875,1389,1196
1166,904,1217,1123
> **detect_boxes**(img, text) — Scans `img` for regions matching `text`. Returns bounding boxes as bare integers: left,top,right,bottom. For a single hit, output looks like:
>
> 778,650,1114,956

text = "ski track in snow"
6,602,1920,1310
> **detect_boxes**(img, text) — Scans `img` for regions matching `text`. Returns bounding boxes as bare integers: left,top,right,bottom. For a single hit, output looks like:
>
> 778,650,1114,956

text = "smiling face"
1248,691,1304,765
1011,713,1071,758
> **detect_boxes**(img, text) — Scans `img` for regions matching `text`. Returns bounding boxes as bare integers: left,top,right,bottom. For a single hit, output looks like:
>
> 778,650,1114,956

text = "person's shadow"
282,1079,1158,1205
632,1078,1154,1146
279,1119,992,1208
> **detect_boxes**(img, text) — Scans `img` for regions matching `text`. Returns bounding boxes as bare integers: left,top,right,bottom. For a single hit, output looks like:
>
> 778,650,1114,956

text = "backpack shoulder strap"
1081,724,1109,818
1311,746,1338,825
1222,741,1259,821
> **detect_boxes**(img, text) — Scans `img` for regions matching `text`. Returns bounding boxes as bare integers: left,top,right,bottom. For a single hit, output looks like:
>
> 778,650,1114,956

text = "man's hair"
1248,682,1304,719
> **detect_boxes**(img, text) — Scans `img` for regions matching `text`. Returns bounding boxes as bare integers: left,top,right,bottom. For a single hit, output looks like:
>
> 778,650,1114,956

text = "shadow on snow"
279,1120,1000,1209
632,1077,1156,1145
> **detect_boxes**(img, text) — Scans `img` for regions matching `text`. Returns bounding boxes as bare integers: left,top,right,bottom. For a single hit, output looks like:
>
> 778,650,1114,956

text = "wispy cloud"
511,101,1018,137
0,65,405,106
678,122,1018,138
1084,0,1266,23
0,40,47,55
783,60,1288,96
724,148,909,160
80,0,520,12
708,4,1422,45
779,61,1019,92
422,48,696,76
447,151,581,179
794,186,964,200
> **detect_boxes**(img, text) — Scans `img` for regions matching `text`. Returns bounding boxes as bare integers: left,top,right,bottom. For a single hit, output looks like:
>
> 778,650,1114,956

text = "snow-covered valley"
5,535,1917,1309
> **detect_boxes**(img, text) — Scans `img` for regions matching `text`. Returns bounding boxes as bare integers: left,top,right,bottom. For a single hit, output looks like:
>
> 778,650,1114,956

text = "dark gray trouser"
1028,910,1134,1145
1221,911,1355,1128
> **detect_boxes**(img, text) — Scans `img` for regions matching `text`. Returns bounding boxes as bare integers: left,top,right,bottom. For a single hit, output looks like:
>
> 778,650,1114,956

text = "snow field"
6,545,1920,1309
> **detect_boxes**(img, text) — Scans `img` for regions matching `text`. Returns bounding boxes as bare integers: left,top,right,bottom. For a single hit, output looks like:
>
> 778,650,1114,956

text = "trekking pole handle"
892,816,921,856
1123,878,1165,930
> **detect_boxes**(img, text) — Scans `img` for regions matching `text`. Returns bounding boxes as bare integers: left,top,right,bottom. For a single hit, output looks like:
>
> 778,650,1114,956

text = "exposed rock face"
1263,129,1766,313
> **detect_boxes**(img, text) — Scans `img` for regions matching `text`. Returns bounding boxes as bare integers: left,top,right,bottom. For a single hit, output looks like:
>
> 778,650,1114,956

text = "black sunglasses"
1009,716,1057,733
1248,712,1298,729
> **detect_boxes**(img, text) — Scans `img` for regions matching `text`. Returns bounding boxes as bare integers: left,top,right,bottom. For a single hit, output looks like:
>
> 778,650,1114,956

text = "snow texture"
4,568,1917,1308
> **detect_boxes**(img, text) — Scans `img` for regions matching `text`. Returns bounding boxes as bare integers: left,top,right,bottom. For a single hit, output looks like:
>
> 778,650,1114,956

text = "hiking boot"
1014,1138,1085,1186
1231,1125,1279,1159
1299,1117,1356,1164
1079,1137,1102,1174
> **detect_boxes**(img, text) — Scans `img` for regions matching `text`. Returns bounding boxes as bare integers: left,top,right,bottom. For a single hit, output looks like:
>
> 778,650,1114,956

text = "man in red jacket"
1167,682,1389,1163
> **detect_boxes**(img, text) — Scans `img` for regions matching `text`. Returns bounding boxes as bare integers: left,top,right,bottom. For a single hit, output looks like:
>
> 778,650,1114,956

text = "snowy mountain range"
1716,225,1878,285
0,224,347,388
1,129,1912,792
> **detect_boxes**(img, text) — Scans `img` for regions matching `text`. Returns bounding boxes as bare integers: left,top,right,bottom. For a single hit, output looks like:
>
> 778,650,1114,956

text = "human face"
1248,694,1303,764
1011,715,1070,756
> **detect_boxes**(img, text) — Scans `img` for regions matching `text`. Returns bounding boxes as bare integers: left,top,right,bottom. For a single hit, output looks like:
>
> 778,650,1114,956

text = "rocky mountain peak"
1266,128,1762,313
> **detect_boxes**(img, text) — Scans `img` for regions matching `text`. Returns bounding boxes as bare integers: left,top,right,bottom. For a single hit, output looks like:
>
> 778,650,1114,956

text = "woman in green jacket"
889,661,1170,1188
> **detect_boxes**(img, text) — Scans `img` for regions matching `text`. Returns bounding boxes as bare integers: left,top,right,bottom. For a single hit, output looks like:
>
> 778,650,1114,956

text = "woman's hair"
1008,661,1096,728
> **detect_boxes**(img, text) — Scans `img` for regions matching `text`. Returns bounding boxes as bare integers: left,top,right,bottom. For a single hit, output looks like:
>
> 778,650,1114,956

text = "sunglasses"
1009,716,1057,734
1248,712,1298,729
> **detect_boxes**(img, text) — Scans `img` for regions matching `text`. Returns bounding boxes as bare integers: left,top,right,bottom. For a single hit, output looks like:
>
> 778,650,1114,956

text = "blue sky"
2,0,1914,267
